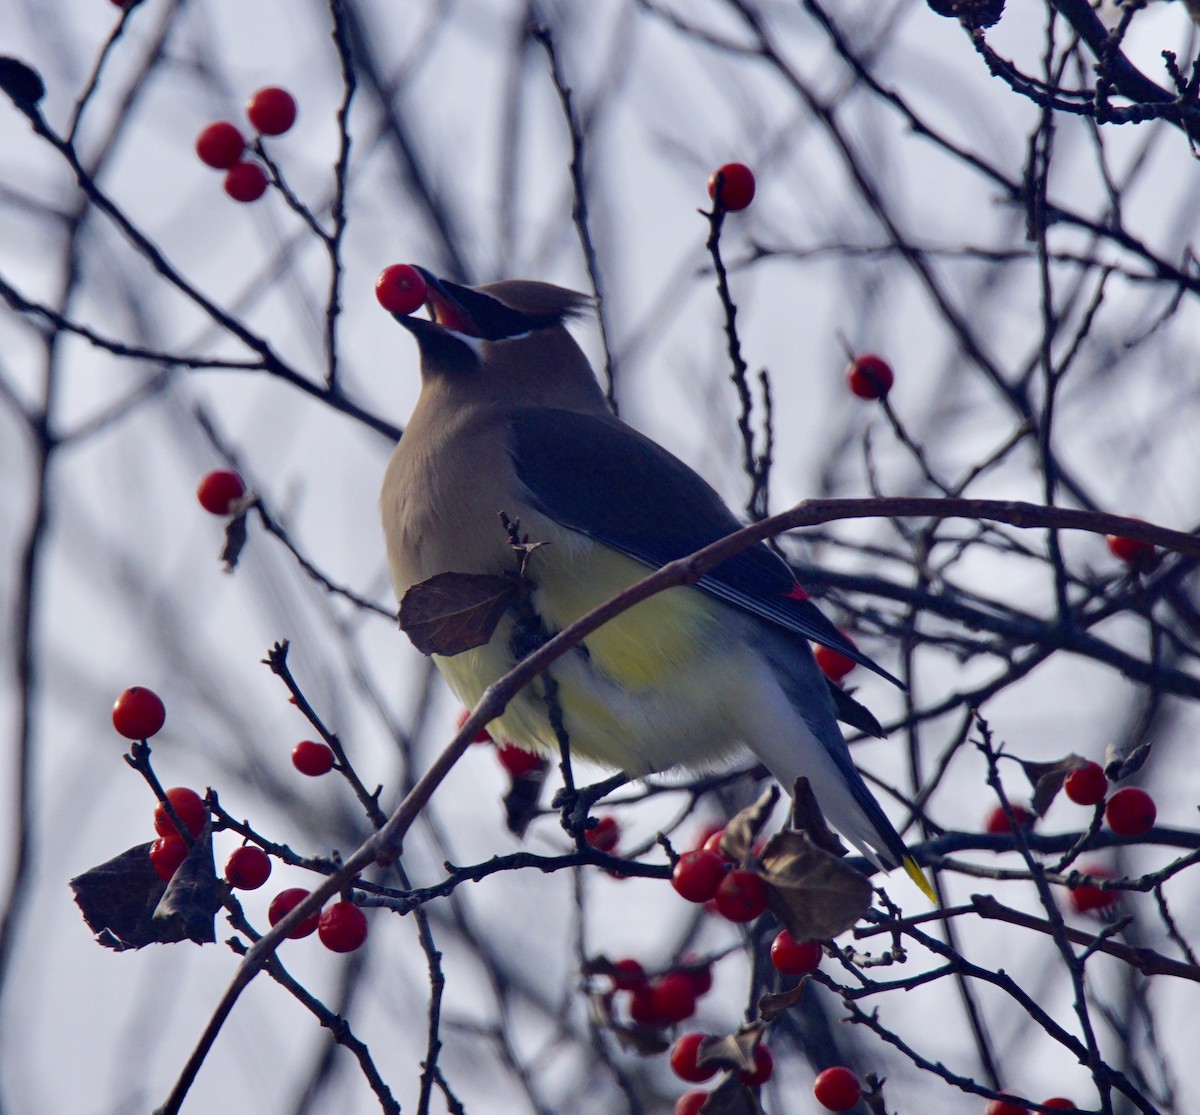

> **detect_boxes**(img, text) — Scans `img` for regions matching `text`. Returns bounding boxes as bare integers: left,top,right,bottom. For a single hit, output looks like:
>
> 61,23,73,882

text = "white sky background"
1,0,1200,1112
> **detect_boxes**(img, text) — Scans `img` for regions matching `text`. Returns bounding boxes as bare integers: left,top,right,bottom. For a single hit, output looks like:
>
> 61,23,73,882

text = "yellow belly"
435,539,750,775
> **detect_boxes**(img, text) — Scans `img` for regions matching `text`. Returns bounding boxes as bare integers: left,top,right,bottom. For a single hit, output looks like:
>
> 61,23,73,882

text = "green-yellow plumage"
381,269,934,902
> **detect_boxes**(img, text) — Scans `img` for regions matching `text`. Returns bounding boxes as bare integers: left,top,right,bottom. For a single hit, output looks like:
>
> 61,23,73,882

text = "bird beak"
409,267,481,337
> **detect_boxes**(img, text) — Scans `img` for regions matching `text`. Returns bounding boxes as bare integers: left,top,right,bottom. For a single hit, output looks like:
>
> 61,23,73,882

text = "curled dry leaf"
720,785,781,863
1104,739,1153,783
718,780,869,939
152,827,220,944
399,571,518,655
759,831,872,940
70,828,219,949
692,1075,767,1115
221,509,249,572
759,980,811,1023
585,985,670,1055
697,1024,766,1076
1019,753,1089,817
789,777,850,858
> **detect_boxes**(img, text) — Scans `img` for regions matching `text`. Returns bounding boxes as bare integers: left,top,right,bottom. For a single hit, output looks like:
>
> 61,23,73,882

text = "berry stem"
263,641,387,828
704,195,772,523
123,741,200,849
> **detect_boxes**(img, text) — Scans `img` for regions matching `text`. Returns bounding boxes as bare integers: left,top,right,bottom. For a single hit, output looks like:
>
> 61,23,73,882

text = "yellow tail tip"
903,856,938,904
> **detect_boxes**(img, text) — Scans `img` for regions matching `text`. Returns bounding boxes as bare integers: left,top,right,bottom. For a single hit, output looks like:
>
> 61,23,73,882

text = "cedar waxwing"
381,268,931,897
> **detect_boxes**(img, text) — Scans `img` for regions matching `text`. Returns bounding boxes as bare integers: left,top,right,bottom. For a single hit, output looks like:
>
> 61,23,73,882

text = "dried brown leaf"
399,571,517,656
759,980,812,1023
70,832,218,950
760,831,872,939
694,1076,766,1115
1105,740,1153,782
721,785,780,864
221,509,249,572
1019,753,1088,817
698,1024,765,1075
789,777,849,858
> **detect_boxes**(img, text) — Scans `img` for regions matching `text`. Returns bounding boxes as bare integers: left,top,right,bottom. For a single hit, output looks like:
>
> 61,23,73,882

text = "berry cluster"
148,785,206,881
606,955,714,1029
268,887,369,953
1060,759,1156,836
113,685,364,952
671,829,769,924
672,1036,772,1089
194,86,297,203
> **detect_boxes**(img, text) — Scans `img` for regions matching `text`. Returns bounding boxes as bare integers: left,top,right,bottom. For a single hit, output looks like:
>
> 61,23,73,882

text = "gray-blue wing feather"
507,407,901,690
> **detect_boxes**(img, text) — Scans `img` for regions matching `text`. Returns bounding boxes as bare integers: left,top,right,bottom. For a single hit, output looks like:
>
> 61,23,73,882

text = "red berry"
153,786,206,838
224,845,272,890
701,829,731,860
707,162,756,211
1068,864,1117,915
496,742,545,777
648,969,700,1022
629,986,667,1026
112,686,166,739
739,1044,774,1087
986,1099,1029,1115
375,264,428,316
455,707,493,744
677,957,713,997
195,121,245,169
585,815,621,853
815,638,857,682
1041,1101,1075,1111
771,929,822,975
149,835,188,881
676,1092,708,1115
318,899,368,953
1105,786,1156,837
196,469,246,515
246,86,296,136
292,739,336,777
847,354,894,400
224,161,268,203
672,850,729,903
986,803,1035,835
693,823,725,851
610,958,647,991
1064,761,1107,807
1069,883,1117,915
268,888,320,938
1106,530,1156,570
813,1066,862,1112
713,869,768,922
670,1033,718,1083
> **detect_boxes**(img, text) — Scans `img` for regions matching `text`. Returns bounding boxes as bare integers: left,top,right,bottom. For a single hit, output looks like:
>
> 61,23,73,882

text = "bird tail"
750,628,936,903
